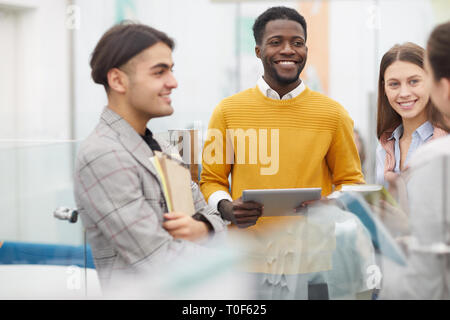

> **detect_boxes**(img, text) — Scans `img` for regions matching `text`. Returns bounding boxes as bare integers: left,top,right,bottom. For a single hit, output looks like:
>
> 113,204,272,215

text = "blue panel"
0,241,95,269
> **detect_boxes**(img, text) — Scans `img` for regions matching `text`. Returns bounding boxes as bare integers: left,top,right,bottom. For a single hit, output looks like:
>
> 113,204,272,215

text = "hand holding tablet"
218,197,263,228
242,188,322,217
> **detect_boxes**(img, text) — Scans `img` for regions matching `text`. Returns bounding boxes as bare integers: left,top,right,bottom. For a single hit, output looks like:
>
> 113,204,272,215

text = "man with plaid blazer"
74,23,226,293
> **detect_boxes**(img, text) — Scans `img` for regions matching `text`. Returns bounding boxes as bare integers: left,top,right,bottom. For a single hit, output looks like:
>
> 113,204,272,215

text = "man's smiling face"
123,42,178,119
256,19,307,89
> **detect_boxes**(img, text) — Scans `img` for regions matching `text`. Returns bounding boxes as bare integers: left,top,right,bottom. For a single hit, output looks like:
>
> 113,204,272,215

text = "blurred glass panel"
0,141,101,298
223,202,377,300
0,141,82,245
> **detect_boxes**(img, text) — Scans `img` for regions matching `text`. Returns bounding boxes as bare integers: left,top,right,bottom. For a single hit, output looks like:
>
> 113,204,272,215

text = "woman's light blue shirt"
375,121,435,188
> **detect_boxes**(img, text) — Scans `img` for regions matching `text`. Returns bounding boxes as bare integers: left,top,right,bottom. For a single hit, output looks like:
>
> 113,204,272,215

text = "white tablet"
242,188,322,217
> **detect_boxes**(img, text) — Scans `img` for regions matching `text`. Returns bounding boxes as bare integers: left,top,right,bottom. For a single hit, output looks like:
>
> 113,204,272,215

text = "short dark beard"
273,67,302,84
265,60,306,85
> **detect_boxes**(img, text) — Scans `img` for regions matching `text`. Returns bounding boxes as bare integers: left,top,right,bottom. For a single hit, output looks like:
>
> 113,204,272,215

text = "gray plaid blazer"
74,108,226,291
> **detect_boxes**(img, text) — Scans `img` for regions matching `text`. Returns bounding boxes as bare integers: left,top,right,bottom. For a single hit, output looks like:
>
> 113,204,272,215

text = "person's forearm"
218,199,234,222
192,212,214,233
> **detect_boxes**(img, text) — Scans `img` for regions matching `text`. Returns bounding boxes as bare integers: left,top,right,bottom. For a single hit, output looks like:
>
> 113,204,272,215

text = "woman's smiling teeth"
398,100,416,108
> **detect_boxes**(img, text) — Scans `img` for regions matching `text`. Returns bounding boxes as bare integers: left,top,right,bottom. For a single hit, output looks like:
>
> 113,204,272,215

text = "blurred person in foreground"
73,22,226,294
379,21,450,300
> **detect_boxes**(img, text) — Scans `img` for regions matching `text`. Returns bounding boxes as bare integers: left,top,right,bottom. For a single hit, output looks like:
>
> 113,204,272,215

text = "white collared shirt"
257,76,305,100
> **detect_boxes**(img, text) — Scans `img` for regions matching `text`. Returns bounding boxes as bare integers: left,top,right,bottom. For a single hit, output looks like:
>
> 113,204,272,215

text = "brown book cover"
153,151,195,216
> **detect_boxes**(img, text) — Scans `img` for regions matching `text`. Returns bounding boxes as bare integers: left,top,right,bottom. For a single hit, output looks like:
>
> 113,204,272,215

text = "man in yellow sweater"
200,7,365,231
200,7,367,299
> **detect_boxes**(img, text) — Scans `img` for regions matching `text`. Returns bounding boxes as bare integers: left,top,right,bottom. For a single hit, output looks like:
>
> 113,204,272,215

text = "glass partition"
0,141,101,299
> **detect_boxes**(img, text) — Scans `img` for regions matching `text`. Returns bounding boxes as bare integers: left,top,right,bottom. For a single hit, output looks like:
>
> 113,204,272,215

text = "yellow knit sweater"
200,86,364,234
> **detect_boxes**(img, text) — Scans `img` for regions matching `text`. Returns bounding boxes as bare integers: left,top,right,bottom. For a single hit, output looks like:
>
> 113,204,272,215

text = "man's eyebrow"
266,35,282,41
266,35,305,41
149,63,174,70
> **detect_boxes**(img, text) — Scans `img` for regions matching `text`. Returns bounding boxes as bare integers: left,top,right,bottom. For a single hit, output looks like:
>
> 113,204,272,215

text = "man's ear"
107,68,128,94
255,45,261,59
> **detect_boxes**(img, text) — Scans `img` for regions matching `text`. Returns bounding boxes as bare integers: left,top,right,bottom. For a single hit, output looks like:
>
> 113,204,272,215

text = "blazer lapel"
100,108,163,185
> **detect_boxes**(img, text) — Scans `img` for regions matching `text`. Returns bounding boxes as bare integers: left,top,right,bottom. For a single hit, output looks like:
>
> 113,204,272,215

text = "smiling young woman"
378,22,450,300
375,42,448,189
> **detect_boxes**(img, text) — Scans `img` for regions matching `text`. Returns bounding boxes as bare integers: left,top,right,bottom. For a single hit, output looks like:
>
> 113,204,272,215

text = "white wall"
0,6,18,240
329,0,438,182
0,0,71,141
136,0,237,134
73,0,114,140
329,0,378,181
0,0,82,245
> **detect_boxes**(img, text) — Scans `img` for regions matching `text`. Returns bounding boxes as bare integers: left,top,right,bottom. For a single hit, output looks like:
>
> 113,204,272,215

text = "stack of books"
150,151,195,216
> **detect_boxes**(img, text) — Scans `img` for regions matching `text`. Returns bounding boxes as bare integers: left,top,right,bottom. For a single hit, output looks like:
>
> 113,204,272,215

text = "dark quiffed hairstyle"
427,21,450,81
90,21,174,91
252,6,307,45
376,42,446,138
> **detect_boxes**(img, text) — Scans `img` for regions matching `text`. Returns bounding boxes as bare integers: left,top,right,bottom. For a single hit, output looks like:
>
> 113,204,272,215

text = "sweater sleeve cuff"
208,190,233,211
